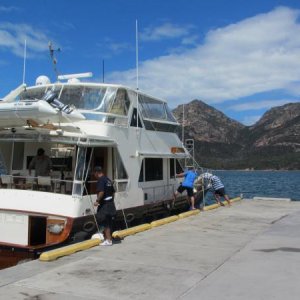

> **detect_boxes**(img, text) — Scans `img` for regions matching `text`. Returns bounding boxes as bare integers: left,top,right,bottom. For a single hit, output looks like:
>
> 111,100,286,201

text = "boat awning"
135,151,188,158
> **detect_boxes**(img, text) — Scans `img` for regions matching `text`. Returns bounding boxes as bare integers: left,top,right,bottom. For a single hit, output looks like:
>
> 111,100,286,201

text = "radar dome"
36,75,51,85
67,78,80,83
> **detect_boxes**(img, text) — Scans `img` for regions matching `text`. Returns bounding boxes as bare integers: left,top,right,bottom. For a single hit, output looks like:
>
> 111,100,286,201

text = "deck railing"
0,174,74,194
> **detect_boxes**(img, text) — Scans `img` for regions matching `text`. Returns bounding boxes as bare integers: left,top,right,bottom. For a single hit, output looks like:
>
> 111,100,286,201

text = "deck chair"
0,175,14,188
37,176,52,191
25,177,36,190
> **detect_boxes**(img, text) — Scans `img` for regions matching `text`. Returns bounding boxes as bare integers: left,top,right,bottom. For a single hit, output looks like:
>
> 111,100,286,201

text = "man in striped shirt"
201,173,231,206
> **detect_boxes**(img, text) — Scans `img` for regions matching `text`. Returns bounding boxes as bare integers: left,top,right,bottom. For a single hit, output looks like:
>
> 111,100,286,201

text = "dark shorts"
96,201,116,230
215,188,226,197
177,185,194,197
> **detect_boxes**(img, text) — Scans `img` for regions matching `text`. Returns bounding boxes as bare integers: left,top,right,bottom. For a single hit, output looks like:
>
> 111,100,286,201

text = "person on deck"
28,148,52,177
173,166,198,210
93,166,116,246
201,172,231,206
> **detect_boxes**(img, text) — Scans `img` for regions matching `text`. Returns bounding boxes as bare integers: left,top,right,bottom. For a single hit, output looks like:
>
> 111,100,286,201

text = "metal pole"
136,19,139,129
22,39,27,84
102,59,105,83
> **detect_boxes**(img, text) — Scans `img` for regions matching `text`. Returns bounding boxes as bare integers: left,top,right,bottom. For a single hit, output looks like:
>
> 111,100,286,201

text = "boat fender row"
39,197,242,262
112,196,242,239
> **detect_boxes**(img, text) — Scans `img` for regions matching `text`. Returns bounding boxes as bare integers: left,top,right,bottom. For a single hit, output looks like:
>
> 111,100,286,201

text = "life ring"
83,221,96,232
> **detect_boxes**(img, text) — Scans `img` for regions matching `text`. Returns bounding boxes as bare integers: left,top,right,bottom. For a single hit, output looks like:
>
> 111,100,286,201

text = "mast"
48,41,61,81
22,39,27,85
102,59,105,83
136,19,139,129
182,104,185,143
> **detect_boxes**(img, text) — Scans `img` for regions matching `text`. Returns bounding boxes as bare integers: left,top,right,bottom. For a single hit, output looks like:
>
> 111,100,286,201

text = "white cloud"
140,22,194,41
0,22,51,57
230,99,300,111
0,6,18,13
96,38,133,58
107,7,300,108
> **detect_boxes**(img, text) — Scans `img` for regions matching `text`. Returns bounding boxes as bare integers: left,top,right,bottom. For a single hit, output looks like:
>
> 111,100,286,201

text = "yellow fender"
230,196,242,203
204,196,242,211
203,203,220,211
151,215,179,228
178,209,200,219
39,238,101,262
112,223,151,239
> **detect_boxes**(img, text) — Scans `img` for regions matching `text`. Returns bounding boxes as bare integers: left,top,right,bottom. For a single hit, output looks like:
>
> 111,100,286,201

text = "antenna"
48,41,61,80
136,19,139,129
22,39,27,84
136,19,139,91
182,104,185,143
102,59,105,83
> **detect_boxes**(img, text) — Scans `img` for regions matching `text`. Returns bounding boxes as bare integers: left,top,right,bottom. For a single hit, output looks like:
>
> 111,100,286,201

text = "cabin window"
113,149,128,192
72,147,87,196
170,159,175,179
20,88,46,100
113,150,127,180
143,120,178,132
60,86,110,110
139,95,177,123
0,150,7,175
169,158,184,179
12,142,24,170
20,85,120,112
109,88,130,116
139,158,163,182
130,108,143,128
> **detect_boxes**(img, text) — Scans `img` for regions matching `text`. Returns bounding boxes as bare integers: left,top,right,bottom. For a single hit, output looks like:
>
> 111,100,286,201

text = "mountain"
173,100,300,170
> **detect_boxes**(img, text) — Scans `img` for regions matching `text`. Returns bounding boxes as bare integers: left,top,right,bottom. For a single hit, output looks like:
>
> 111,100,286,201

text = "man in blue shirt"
174,166,198,210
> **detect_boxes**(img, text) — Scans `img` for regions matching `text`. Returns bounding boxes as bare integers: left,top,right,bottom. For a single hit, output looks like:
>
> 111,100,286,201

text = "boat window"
170,158,184,179
130,108,143,127
0,150,8,175
109,88,130,115
139,158,163,182
176,159,184,174
59,86,110,110
143,120,178,132
12,142,24,170
20,87,48,100
113,149,128,180
20,85,123,113
170,158,175,179
113,149,128,192
72,147,87,196
139,95,177,123
139,161,144,182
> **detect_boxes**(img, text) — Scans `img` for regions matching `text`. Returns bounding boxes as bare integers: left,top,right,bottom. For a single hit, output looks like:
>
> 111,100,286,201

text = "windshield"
139,94,177,123
20,85,130,115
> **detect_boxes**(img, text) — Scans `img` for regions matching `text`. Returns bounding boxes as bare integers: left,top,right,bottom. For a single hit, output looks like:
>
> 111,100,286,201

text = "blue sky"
0,0,300,125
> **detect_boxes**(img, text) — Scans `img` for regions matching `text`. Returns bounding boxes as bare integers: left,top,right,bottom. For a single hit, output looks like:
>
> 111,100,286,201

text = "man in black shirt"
94,166,116,246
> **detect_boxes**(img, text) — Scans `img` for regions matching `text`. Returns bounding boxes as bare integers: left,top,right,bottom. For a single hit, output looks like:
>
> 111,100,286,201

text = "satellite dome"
35,75,51,85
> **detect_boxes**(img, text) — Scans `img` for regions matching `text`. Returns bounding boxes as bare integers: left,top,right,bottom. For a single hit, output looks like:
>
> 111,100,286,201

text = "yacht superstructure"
0,74,195,253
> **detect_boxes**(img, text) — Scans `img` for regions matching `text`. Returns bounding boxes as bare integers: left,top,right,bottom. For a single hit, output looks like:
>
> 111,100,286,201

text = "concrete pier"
1,199,300,300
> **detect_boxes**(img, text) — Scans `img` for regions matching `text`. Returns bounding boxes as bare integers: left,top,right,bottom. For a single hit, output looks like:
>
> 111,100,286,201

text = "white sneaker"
100,239,112,246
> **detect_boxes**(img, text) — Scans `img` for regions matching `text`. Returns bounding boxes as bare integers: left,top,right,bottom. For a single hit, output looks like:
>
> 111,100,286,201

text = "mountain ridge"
172,100,300,170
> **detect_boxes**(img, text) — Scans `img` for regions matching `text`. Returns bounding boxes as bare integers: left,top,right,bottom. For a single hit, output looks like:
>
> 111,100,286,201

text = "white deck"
1,199,300,299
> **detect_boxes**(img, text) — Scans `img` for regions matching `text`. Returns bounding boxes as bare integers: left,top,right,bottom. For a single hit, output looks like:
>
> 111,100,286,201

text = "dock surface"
1,199,300,300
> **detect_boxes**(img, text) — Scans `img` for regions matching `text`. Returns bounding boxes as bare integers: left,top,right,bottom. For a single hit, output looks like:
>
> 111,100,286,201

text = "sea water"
209,170,300,201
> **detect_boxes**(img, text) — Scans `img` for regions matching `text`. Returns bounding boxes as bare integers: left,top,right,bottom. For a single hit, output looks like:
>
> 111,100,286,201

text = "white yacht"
0,73,197,255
